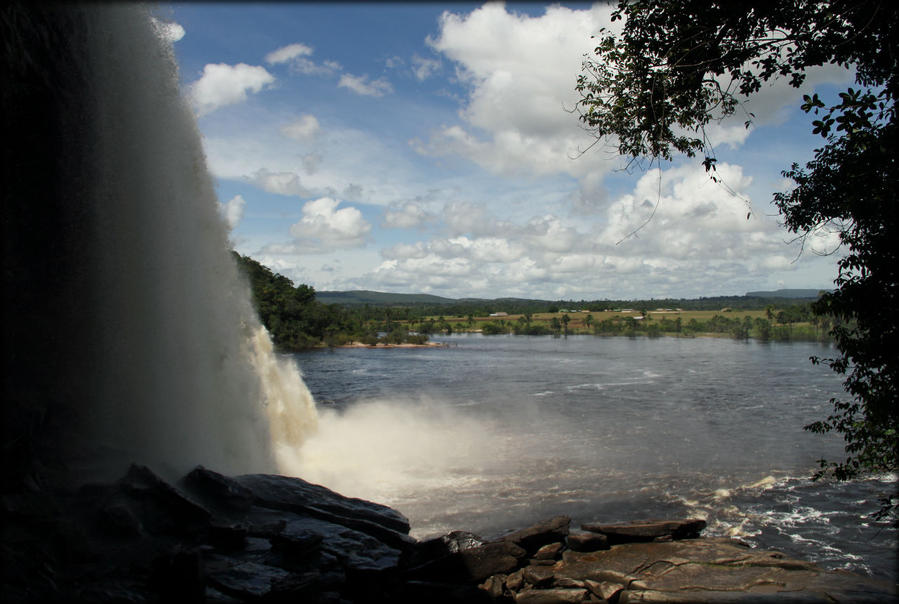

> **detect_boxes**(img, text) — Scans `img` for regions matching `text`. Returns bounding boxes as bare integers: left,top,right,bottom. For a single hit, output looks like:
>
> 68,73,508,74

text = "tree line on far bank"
472,307,829,341
234,251,827,350
232,252,426,350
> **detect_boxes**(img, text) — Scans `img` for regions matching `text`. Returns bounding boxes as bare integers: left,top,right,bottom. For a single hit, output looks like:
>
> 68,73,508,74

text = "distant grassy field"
405,307,826,341
421,309,767,327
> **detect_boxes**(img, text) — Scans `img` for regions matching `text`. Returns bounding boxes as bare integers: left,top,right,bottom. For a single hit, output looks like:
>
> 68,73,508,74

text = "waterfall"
1,4,317,485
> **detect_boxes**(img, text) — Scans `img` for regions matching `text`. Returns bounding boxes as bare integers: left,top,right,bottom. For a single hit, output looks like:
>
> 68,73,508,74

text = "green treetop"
576,0,898,515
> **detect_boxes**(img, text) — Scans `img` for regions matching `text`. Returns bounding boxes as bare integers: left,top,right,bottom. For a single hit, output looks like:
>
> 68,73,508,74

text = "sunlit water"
288,334,896,581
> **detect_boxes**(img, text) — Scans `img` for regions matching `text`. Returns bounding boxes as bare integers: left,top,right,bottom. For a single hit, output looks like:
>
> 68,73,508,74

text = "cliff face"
3,464,894,603
2,3,103,495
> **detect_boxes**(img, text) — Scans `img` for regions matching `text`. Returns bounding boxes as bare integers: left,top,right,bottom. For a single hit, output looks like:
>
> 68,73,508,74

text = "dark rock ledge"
1,465,895,603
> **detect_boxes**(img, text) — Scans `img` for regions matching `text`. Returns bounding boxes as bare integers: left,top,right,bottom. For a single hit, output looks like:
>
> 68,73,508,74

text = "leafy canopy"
576,0,898,511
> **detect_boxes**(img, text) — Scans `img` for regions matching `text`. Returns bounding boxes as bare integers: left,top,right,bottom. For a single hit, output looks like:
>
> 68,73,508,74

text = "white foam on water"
277,397,503,504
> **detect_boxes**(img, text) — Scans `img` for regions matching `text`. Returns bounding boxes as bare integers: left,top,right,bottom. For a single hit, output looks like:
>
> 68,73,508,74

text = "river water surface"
290,334,896,581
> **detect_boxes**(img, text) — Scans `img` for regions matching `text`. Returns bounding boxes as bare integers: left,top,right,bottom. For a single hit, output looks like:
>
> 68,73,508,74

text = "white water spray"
69,5,318,478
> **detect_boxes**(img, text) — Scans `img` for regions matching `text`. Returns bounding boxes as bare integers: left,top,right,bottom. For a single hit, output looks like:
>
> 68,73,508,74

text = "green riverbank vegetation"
233,252,428,350
405,306,831,342
235,252,831,349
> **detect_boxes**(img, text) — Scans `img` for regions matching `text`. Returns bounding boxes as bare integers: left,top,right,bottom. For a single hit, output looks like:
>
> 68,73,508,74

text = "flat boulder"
581,518,706,544
408,532,526,583
533,542,564,560
567,530,609,552
180,466,255,513
204,557,291,601
501,516,571,555
114,464,210,537
514,587,591,603
551,537,897,603
234,473,415,551
279,517,402,575
234,473,411,534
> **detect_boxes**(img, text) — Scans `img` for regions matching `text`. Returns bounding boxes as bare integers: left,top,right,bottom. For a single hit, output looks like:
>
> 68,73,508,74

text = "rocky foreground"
2,465,895,603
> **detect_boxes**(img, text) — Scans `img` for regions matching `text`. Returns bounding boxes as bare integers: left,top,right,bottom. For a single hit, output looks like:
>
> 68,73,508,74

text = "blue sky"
155,2,849,300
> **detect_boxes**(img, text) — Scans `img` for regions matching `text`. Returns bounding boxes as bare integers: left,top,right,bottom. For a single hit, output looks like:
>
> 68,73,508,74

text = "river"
289,334,896,581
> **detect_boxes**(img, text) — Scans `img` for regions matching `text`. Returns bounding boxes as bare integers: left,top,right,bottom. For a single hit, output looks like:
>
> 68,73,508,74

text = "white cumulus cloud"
383,202,433,229
289,197,372,252
266,42,341,76
425,3,616,179
189,63,274,116
411,55,441,81
265,42,314,64
338,73,393,97
355,161,816,299
249,169,313,198
281,114,321,142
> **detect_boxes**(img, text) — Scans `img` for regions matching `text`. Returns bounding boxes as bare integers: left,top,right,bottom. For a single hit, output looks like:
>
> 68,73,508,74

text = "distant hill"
314,288,827,311
745,289,826,299
316,290,458,305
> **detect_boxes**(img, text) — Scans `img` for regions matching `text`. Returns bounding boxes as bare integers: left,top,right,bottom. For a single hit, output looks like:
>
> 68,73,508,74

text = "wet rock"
181,466,254,513
206,523,248,551
533,542,564,560
240,507,289,539
479,574,506,599
204,557,292,601
268,570,325,600
99,500,143,538
585,579,625,601
617,591,831,602
234,473,410,534
522,565,555,587
507,568,526,591
554,550,640,585
554,577,586,589
205,585,243,602
502,516,571,555
280,517,402,575
440,531,487,554
408,533,526,583
567,530,609,552
234,473,416,553
269,523,322,559
515,587,592,603
554,538,897,603
116,464,210,536
580,519,705,545
7,462,895,604
149,547,205,602
529,558,557,567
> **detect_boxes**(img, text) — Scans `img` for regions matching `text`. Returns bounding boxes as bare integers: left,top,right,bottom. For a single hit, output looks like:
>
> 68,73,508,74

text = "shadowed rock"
234,473,410,534
3,463,895,603
533,542,564,560
233,473,416,554
408,531,527,583
181,466,255,513
501,515,571,555
548,538,896,603
567,530,610,552
581,518,706,544
514,587,592,603
115,464,211,537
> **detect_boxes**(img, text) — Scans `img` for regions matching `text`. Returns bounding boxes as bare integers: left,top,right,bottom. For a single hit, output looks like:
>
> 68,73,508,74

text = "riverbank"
3,465,897,604
4,464,893,602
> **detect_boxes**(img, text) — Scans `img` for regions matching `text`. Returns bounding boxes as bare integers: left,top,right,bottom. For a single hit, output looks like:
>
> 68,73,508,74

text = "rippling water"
289,334,896,581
